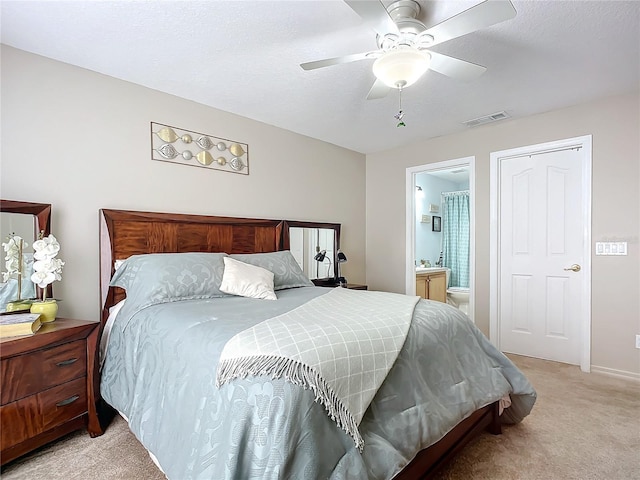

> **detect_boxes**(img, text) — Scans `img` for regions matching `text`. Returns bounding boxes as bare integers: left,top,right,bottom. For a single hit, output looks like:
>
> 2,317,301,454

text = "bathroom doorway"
405,157,476,321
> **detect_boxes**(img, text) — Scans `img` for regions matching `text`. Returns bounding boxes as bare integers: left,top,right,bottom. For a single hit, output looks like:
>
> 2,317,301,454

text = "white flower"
33,235,61,261
31,270,56,288
30,233,64,293
1,235,27,282
3,257,19,276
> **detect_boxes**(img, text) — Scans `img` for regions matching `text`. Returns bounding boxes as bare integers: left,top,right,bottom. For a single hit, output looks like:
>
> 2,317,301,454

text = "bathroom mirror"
0,200,52,312
283,221,341,285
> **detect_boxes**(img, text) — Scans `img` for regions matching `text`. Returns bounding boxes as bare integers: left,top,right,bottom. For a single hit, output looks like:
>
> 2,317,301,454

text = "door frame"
406,156,476,322
489,135,592,372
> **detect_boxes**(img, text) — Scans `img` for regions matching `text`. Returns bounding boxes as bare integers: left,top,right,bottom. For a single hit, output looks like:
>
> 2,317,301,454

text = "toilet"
447,287,470,314
444,269,470,314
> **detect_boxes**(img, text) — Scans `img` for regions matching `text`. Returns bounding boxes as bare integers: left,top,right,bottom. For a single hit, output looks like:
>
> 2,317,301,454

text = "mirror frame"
0,199,53,301
282,220,341,286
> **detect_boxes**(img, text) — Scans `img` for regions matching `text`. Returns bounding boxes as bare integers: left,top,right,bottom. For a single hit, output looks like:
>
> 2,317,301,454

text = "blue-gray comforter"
100,287,536,479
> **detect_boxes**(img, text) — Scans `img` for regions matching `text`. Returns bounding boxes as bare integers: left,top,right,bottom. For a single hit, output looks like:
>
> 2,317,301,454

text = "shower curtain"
442,191,470,288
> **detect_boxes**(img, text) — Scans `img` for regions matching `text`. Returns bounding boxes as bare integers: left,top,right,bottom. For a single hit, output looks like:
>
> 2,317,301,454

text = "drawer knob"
56,395,80,407
56,358,78,366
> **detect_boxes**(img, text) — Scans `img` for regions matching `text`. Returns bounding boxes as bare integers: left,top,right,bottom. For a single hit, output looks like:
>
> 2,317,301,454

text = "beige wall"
366,92,640,376
0,46,366,320
3,46,638,377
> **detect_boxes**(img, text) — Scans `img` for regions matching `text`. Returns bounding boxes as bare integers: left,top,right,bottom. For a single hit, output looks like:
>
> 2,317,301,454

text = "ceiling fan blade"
344,0,400,37
423,0,517,48
300,51,374,71
366,78,391,100
428,51,487,81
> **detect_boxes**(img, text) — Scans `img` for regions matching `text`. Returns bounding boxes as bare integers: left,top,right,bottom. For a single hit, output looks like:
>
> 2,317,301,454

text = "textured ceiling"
2,0,639,154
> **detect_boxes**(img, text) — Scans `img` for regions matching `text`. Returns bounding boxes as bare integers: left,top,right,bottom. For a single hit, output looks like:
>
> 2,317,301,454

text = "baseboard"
590,365,640,383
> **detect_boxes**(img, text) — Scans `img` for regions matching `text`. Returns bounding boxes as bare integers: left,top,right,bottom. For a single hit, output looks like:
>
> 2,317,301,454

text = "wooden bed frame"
97,208,501,479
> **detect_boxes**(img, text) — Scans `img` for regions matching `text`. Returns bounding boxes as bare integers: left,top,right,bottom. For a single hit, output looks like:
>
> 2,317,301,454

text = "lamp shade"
314,250,327,262
372,47,430,88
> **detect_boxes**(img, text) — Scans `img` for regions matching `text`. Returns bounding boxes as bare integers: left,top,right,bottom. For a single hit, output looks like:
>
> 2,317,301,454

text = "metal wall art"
151,122,249,175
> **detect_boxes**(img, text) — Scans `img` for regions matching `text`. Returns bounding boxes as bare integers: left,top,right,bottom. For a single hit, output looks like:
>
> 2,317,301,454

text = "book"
0,313,42,338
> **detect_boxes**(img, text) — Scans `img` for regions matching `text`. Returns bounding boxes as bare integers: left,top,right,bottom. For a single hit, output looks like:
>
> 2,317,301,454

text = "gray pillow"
110,252,229,319
230,250,314,290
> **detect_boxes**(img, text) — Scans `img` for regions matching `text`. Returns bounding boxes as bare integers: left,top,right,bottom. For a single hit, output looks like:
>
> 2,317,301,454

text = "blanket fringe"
216,355,364,451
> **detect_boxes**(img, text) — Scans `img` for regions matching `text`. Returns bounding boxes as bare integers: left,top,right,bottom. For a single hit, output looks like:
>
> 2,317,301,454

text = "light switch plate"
595,242,627,255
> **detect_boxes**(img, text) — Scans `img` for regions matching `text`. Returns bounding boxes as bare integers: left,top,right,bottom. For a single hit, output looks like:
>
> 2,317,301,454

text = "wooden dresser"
0,317,101,465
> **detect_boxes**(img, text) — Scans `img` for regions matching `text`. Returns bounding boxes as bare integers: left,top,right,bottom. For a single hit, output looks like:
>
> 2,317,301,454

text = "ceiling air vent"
463,111,510,127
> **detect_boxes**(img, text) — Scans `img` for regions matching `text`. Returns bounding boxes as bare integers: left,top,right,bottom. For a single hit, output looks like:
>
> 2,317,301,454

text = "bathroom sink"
415,266,447,273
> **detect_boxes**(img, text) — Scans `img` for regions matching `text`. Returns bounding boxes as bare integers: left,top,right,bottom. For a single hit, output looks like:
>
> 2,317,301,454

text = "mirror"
283,221,343,286
0,200,52,312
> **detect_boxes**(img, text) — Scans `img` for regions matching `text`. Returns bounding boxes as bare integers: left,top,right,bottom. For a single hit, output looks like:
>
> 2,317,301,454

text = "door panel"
499,148,584,365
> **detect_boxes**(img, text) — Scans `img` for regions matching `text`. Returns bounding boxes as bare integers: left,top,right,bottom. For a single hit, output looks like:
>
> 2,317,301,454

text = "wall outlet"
636,335,640,349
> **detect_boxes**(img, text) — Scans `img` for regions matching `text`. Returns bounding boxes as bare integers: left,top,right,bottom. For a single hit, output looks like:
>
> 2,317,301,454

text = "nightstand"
312,278,368,290
0,317,100,465
345,284,368,290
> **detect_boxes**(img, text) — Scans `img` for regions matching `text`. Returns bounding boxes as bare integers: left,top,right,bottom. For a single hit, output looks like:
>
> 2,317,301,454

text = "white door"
491,136,591,369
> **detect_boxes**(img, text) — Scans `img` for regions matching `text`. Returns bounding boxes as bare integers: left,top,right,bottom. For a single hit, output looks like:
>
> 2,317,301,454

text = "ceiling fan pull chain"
395,86,406,127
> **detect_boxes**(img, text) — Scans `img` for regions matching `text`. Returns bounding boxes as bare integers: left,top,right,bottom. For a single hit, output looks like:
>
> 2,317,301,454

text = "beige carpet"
2,355,639,480
435,355,640,480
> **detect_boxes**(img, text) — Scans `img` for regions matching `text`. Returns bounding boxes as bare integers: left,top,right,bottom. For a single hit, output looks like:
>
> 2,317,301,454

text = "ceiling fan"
301,0,517,100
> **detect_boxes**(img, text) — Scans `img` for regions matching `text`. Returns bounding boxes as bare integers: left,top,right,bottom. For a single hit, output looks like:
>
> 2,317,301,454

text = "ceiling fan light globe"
372,47,430,88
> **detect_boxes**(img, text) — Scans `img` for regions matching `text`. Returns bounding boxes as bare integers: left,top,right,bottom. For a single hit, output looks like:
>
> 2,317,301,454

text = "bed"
96,208,536,479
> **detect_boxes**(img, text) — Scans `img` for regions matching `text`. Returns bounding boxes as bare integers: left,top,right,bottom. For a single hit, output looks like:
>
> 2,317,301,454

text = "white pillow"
100,299,126,370
220,257,277,300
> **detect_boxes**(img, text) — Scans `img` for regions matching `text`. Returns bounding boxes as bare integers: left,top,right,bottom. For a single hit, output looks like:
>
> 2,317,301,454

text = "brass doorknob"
563,264,581,272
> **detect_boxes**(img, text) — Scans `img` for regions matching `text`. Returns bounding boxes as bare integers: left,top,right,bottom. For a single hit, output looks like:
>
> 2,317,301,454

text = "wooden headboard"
99,209,286,323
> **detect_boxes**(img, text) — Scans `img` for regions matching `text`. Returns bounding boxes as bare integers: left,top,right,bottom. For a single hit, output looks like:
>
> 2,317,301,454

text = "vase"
30,299,58,323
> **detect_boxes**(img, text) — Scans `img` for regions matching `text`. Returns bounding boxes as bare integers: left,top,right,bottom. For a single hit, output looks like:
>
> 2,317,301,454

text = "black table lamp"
314,249,332,280
336,250,347,286
314,249,347,286
314,250,327,262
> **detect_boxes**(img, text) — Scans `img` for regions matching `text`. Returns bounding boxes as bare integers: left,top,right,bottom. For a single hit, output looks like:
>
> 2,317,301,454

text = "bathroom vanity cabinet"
416,270,447,303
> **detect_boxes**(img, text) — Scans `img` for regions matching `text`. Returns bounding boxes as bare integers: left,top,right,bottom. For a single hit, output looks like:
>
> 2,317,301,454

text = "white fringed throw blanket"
216,287,420,450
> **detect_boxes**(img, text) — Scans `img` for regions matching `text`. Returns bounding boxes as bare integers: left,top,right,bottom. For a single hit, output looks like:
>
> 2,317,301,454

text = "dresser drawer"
0,376,87,449
1,340,87,405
